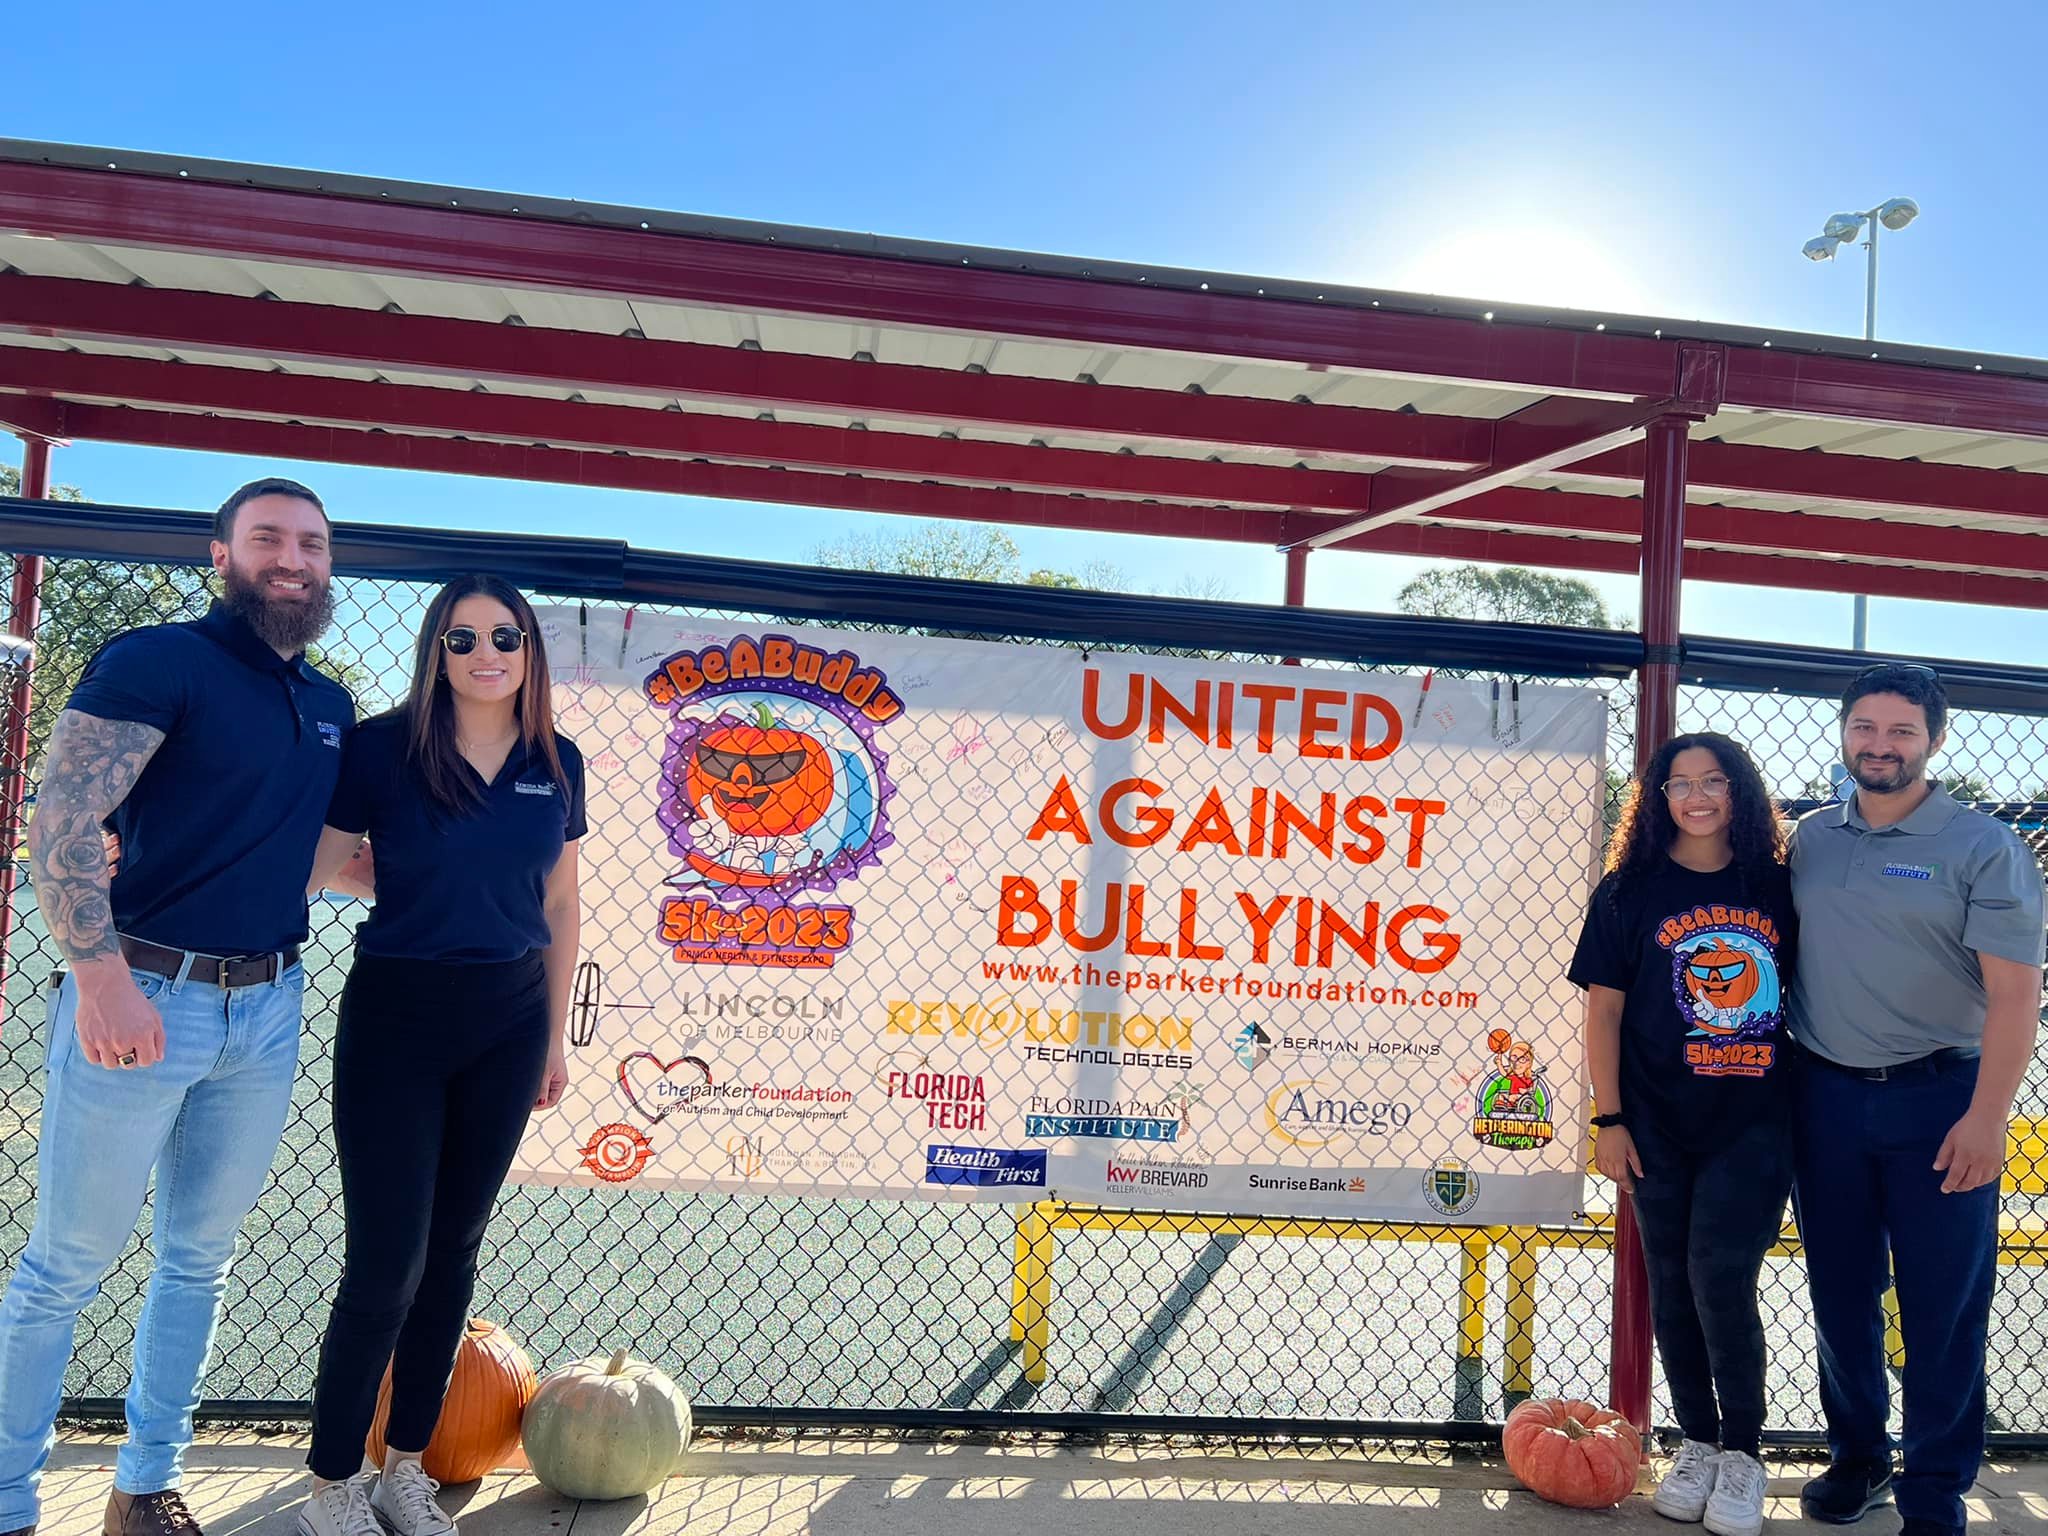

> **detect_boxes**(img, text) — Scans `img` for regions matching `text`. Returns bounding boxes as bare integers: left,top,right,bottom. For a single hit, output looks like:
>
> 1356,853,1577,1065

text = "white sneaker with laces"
1652,1439,1722,1522
296,1476,383,1536
371,1461,457,1536
1704,1450,1767,1536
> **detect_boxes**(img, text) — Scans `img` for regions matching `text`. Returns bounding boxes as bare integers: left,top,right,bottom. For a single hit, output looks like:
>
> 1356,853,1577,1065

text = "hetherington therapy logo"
644,634,900,969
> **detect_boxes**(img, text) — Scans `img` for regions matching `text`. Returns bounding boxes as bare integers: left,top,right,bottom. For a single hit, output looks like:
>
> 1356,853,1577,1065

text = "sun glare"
1386,225,1655,314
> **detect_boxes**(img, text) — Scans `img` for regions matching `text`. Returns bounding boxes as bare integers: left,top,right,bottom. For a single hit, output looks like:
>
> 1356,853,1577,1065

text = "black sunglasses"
1852,661,1939,683
440,624,526,655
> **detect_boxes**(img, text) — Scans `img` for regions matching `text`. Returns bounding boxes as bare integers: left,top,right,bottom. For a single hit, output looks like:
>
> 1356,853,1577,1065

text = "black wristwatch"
1591,1112,1628,1129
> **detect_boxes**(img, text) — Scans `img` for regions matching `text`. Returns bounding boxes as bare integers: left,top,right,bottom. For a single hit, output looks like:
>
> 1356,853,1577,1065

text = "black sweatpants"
307,952,550,1480
1628,1111,1793,1457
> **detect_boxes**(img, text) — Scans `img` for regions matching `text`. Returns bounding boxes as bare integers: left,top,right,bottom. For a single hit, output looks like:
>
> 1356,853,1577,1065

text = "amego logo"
1263,1079,1414,1149
924,1144,1047,1189
1105,1158,1210,1192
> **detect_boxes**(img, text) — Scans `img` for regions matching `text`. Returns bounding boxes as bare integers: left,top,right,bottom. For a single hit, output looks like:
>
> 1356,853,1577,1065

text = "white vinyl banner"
513,609,1606,1224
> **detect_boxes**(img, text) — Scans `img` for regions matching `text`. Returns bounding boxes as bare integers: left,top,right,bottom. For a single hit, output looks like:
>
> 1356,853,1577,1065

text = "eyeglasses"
440,625,526,655
1661,774,1731,800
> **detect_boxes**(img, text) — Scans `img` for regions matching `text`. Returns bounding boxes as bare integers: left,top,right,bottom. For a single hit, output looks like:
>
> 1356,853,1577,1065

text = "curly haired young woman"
1569,733,1796,1536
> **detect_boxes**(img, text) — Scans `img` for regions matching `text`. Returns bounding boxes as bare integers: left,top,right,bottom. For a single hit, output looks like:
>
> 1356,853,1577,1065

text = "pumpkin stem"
1562,1417,1589,1440
606,1348,630,1377
754,701,776,732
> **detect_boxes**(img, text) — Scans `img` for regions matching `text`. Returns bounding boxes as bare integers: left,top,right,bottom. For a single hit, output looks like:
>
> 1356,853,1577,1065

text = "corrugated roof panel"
86,246,269,298
0,234,141,283
753,313,866,361
981,338,1102,381
224,254,397,311
370,273,519,325
870,327,980,371
494,290,641,335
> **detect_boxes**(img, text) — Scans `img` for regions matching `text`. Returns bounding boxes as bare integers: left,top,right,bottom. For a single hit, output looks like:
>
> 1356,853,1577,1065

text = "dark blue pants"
1629,1113,1793,1458
1793,1053,1999,1535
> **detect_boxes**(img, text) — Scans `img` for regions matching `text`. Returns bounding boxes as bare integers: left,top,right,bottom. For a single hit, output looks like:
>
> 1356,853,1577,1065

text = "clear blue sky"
11,0,2048,662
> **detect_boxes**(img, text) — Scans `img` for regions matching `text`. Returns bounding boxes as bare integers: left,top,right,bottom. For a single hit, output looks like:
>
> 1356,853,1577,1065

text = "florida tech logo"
580,1123,655,1184
645,634,899,970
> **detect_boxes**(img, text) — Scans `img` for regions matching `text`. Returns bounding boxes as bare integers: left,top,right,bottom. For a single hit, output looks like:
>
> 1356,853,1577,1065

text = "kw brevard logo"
1105,1158,1210,1192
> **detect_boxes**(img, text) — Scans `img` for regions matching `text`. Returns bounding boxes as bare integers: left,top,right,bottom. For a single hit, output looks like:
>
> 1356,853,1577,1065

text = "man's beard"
1846,745,1927,795
221,561,335,653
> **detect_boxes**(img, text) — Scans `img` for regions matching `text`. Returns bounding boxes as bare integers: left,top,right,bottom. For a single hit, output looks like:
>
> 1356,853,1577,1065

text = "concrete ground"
34,1430,2048,1536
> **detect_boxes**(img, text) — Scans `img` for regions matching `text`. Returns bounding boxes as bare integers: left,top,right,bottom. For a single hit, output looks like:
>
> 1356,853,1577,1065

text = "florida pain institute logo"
644,633,900,970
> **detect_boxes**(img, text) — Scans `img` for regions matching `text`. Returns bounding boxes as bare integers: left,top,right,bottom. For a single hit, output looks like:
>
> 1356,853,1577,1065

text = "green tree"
1940,773,1993,802
0,466,377,772
1396,565,1626,628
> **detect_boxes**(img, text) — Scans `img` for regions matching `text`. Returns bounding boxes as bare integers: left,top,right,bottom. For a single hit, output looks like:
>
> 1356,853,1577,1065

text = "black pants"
1629,1111,1793,1457
306,952,549,1480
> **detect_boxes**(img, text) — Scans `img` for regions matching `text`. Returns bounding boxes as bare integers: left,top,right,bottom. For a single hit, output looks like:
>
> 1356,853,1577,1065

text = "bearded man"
0,479,358,1536
1788,663,2045,1536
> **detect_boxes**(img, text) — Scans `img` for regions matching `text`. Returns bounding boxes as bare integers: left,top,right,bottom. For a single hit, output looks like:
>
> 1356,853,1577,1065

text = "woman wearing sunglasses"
1568,733,1794,1536
295,577,583,1536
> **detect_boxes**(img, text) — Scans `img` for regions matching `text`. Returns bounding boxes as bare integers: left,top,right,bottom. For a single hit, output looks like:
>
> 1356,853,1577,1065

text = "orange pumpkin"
366,1318,537,1484
1502,1397,1641,1509
686,703,833,839
1683,939,1762,1013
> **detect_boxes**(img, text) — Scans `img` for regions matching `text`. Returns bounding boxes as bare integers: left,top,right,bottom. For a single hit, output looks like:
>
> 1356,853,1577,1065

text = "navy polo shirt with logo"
325,710,585,963
63,600,356,956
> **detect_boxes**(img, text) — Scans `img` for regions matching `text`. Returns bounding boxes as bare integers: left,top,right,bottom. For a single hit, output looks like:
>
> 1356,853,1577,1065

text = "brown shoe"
1,1524,34,1536
103,1490,202,1536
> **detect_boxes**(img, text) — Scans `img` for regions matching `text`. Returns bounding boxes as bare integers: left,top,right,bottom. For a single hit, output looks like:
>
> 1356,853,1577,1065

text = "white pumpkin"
521,1348,693,1500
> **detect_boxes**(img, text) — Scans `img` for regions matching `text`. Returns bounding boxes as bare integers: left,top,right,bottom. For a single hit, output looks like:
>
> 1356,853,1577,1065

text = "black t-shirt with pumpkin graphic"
1568,857,1797,1148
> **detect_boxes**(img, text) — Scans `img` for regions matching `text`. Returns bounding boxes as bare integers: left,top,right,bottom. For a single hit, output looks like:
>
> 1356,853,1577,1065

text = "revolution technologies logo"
645,634,901,970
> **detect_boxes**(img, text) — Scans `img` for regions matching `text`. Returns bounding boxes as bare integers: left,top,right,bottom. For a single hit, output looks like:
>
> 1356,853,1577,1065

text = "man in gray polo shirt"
1789,663,2045,1536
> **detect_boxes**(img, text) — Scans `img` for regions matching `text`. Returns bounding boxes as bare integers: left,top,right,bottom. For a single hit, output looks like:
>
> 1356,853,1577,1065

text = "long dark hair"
404,575,565,815
1605,731,1785,884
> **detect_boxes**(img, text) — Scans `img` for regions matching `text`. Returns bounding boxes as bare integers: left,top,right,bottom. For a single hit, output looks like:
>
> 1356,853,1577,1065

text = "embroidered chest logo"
1882,861,1938,881
316,721,343,749
1655,902,1784,1080
515,780,558,797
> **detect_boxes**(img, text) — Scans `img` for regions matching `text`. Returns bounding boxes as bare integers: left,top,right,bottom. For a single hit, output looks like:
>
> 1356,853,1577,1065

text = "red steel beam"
0,345,1384,514
1722,347,2048,441
0,273,1491,469
0,160,1678,399
22,401,2047,609
0,435,48,1038
1567,437,2048,526
38,401,1292,544
1389,485,2048,577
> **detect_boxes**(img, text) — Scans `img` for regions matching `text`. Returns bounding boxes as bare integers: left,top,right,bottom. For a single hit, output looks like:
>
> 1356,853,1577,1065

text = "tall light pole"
1803,196,1920,652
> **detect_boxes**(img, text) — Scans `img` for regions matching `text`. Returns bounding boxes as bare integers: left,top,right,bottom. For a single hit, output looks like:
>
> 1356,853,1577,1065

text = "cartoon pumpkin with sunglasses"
1679,938,1762,1035
681,702,835,885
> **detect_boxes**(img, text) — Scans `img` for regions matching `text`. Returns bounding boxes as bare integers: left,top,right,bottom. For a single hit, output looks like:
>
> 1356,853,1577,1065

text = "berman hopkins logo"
923,1145,1048,1189
646,633,901,971
1234,1022,1272,1068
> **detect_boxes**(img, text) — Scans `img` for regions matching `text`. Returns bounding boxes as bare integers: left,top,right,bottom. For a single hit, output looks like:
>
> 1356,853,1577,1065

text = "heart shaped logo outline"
617,1052,714,1125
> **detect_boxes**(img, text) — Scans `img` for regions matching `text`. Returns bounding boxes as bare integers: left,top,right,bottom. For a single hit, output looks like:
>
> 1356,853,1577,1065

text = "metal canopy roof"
2,139,2047,609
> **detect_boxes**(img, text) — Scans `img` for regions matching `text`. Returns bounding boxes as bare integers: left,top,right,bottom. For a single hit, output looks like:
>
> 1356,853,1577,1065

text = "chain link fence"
0,535,2041,1447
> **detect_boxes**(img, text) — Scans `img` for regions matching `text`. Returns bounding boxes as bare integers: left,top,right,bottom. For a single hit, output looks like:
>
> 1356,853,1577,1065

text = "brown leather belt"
120,936,301,990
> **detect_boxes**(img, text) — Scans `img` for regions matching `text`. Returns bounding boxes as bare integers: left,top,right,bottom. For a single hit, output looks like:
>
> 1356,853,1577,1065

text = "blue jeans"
0,963,303,1530
1793,1051,1999,1535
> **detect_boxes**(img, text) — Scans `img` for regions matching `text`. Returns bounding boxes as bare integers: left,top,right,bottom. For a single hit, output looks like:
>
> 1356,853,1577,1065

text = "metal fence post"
0,435,49,1038
1611,413,1692,1434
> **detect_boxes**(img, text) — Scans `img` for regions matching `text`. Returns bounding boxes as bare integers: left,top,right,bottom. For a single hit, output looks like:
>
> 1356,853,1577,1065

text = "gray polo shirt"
1788,785,2046,1067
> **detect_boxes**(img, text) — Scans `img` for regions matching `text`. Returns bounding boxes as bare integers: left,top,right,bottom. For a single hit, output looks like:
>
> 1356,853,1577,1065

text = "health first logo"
924,1145,1047,1189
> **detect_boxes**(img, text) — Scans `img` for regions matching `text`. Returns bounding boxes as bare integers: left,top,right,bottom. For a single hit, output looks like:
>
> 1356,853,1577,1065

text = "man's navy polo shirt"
326,710,585,963
64,600,356,956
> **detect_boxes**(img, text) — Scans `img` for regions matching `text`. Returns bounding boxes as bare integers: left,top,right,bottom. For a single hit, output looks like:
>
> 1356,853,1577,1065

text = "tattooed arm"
27,708,168,1068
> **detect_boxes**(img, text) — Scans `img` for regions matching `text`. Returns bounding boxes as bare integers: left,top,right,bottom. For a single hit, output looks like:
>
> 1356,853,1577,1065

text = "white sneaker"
371,1461,457,1536
1704,1451,1767,1536
1652,1439,1722,1522
296,1476,383,1536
